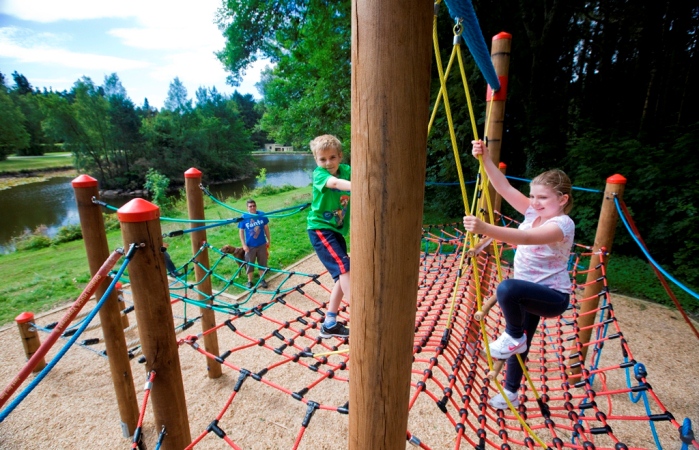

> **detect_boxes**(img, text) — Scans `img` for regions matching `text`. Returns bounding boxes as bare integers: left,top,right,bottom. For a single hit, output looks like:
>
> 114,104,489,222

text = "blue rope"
621,363,663,448
505,175,603,193
614,197,699,302
0,245,136,423
442,0,500,91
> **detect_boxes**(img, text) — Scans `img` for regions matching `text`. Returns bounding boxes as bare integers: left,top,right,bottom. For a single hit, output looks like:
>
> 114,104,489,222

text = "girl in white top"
463,140,575,410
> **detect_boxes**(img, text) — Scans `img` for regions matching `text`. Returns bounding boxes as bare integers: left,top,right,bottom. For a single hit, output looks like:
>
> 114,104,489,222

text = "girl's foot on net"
488,388,519,409
489,331,526,359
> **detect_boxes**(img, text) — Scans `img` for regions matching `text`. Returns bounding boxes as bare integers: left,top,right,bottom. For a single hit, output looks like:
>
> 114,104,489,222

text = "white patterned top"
513,206,575,293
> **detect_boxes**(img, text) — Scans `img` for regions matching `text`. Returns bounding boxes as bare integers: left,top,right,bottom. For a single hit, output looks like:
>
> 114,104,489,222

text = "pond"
0,153,316,253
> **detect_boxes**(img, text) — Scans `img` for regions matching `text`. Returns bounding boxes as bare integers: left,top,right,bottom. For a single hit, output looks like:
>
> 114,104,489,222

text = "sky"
0,0,267,109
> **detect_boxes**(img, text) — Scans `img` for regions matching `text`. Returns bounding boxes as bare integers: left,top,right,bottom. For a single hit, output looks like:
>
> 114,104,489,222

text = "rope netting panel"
158,222,693,450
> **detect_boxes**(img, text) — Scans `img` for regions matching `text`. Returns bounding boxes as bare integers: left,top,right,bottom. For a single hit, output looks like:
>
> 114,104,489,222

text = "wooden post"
349,1,432,449
479,32,512,224
118,199,191,448
14,312,46,373
494,162,507,214
71,175,139,438
569,174,626,374
184,168,222,378
115,282,130,329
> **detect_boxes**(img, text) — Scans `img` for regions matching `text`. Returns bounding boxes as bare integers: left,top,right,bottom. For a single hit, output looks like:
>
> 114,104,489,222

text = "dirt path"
0,254,697,449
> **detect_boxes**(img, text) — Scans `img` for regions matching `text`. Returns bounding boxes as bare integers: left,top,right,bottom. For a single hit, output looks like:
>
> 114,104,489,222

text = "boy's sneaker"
246,281,253,289
259,279,268,289
319,322,349,338
488,388,519,409
489,331,527,359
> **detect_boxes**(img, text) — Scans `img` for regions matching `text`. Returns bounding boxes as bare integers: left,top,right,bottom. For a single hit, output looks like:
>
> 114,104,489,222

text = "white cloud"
0,27,150,71
0,0,266,107
0,0,224,27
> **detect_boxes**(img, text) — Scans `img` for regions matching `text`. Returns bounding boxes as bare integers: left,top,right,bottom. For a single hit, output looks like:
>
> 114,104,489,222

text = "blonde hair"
309,134,342,157
531,169,574,214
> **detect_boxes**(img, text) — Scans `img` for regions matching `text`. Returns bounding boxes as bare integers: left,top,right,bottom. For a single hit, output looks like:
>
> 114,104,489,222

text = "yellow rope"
426,9,547,446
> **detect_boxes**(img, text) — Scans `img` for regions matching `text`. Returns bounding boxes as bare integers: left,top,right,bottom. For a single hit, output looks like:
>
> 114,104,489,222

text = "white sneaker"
489,388,519,409
489,331,527,359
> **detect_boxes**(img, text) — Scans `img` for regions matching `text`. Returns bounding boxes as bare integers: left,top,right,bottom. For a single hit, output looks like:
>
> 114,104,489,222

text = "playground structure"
1,0,699,449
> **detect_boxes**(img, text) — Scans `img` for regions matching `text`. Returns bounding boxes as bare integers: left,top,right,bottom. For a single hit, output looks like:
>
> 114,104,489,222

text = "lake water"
0,153,316,253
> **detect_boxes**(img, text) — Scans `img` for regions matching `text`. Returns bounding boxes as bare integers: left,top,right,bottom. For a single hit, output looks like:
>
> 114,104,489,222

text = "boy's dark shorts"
308,229,350,282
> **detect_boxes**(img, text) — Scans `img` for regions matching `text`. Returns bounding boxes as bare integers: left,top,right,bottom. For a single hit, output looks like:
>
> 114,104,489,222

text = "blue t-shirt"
238,213,269,247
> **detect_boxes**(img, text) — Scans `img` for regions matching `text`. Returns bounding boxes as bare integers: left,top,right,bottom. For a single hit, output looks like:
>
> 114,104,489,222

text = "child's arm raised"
326,177,351,191
472,140,529,215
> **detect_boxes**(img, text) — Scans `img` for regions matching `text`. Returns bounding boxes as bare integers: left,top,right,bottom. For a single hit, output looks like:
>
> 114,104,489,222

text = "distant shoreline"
0,167,78,190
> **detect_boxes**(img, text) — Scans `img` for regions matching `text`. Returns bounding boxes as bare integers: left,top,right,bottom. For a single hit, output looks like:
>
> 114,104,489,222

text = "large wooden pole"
479,32,511,223
569,174,626,375
118,199,191,448
71,175,139,438
349,1,432,449
184,167,222,378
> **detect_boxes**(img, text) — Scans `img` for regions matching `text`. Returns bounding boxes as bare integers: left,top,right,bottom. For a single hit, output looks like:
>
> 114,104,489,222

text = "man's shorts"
245,245,269,274
308,229,350,282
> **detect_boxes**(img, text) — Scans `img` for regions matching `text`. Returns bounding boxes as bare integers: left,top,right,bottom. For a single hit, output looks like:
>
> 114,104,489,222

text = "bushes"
9,215,120,252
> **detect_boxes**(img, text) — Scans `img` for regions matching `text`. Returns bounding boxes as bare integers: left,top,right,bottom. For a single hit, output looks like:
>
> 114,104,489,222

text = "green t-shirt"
307,164,351,234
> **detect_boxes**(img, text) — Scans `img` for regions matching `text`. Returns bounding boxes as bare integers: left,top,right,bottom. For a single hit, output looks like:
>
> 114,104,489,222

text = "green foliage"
217,0,352,150
11,226,52,251
0,86,30,159
565,127,699,287
144,168,171,209
140,86,256,184
607,255,698,315
52,224,83,244
103,213,121,232
256,167,267,184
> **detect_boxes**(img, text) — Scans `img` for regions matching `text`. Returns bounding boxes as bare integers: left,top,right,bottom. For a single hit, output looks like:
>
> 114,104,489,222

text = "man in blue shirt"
238,199,271,288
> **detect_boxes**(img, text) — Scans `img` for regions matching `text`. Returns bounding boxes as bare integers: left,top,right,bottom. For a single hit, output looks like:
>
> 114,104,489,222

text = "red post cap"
115,282,123,290
498,162,507,169
71,174,98,188
15,312,35,324
185,168,202,178
607,174,627,185
493,32,512,41
117,198,160,223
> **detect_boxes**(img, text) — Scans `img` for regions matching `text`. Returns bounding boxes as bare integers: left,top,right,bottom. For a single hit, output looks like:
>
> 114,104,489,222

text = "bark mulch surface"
0,253,697,449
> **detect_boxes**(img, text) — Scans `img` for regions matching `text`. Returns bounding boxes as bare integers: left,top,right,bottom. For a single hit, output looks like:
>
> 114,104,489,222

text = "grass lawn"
0,153,74,174
0,185,316,326
1,182,695,326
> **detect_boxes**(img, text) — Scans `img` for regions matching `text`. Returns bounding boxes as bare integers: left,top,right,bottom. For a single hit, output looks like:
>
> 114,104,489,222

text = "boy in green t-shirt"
307,135,351,338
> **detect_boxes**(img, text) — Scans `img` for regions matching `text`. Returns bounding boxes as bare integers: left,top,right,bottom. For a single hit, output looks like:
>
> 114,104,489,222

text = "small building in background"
264,143,294,152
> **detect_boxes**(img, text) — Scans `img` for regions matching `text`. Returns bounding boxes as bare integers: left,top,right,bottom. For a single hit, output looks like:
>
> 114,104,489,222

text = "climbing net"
118,221,690,449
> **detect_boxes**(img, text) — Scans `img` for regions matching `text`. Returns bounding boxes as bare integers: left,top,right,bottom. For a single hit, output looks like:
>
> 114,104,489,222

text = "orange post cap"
493,32,512,41
185,168,202,178
117,198,160,223
607,174,627,184
15,312,35,324
71,174,98,188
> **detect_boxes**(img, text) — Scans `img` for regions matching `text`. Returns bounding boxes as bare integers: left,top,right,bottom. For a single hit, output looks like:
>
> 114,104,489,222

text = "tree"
163,77,191,112
9,72,53,155
232,91,268,149
216,0,351,149
0,77,30,159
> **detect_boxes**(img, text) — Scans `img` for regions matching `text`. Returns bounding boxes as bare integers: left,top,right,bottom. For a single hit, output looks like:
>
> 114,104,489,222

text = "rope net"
23,219,695,448
90,222,687,449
